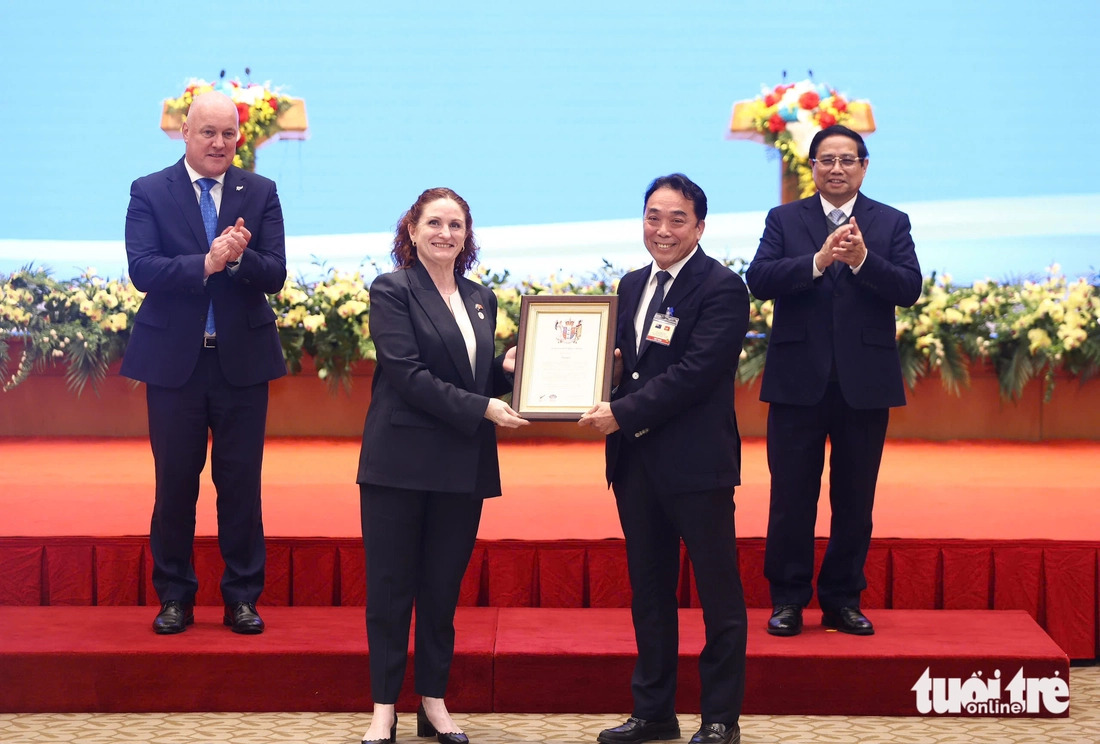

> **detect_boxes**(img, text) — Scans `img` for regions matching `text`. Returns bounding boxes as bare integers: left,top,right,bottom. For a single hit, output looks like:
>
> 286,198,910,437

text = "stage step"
0,607,1069,718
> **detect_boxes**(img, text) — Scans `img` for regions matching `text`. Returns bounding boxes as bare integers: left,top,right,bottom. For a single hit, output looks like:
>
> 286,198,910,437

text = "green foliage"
2,263,1097,402
0,267,141,396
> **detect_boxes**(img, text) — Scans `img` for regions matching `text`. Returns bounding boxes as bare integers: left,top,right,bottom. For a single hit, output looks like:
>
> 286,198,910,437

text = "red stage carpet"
1,437,1098,662
2,437,1097,540
0,606,1069,717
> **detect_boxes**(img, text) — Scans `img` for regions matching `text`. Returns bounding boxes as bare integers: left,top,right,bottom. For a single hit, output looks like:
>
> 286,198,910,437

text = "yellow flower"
956,297,981,316
337,300,368,319
92,289,120,310
101,312,129,333
78,299,103,322
280,287,310,306
495,309,517,340
1027,328,1052,353
303,314,326,333
1057,324,1088,351
943,308,965,324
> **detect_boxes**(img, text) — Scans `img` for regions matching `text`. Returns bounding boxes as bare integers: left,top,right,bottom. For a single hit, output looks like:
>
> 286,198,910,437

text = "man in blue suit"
581,174,749,744
746,125,922,637
121,91,287,635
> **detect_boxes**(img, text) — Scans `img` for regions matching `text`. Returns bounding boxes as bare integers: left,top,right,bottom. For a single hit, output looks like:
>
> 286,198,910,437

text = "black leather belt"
203,336,217,348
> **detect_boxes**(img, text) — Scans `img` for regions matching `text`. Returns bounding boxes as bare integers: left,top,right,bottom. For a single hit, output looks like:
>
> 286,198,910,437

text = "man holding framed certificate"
580,174,751,744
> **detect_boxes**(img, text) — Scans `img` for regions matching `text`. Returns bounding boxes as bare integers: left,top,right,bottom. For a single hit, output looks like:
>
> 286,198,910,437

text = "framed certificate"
512,295,619,421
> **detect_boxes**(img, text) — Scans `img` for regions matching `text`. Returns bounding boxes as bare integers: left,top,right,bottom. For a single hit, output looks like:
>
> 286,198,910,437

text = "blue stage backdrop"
0,0,1096,284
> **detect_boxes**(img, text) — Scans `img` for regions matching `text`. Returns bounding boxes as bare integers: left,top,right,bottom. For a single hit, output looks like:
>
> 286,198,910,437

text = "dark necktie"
198,178,218,336
639,269,671,353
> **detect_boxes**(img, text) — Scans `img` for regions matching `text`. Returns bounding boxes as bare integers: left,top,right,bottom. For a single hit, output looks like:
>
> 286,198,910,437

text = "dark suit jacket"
745,193,922,409
606,248,750,493
356,262,511,499
120,158,288,388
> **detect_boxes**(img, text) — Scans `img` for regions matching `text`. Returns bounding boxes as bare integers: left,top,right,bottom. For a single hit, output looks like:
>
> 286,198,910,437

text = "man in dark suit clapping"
746,125,922,638
121,91,287,635
581,174,750,744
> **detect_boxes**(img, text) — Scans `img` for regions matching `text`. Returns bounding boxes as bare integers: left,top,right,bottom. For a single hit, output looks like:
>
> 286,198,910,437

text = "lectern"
728,98,875,203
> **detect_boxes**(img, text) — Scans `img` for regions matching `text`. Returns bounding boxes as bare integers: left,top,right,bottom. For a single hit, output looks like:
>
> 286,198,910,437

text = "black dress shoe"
417,703,469,744
361,717,397,744
822,606,874,635
767,604,803,636
223,601,265,634
596,716,680,744
689,723,740,744
153,600,194,634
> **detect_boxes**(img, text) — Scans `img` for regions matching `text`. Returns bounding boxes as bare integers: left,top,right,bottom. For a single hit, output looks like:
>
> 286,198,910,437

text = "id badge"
645,312,679,346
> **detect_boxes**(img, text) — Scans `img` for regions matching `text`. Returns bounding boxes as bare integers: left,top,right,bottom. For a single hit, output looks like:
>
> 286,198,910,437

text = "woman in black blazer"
357,188,527,744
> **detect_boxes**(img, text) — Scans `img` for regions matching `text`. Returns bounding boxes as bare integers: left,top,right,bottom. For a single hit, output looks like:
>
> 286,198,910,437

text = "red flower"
236,102,251,125
265,95,279,111
764,92,781,107
767,113,787,133
818,111,837,128
832,96,848,113
798,91,820,110
236,131,246,149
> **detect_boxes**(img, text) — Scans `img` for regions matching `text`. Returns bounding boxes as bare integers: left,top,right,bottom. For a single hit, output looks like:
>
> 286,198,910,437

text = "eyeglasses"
812,156,863,169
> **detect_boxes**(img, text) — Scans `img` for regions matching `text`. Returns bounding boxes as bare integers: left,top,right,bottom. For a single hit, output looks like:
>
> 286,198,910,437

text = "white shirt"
183,160,224,213
447,289,477,376
634,247,697,352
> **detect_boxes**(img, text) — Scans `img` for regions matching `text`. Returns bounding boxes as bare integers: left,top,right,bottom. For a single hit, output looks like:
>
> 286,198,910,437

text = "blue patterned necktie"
198,178,218,336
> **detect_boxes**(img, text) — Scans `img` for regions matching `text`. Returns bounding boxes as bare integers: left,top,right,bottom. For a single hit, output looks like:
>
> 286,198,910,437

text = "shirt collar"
648,246,697,283
183,160,226,188
819,194,857,219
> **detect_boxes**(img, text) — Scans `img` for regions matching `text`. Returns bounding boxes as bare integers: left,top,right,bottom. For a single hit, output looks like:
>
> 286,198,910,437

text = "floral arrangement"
165,77,293,171
472,263,622,353
743,80,857,199
270,268,375,392
2,264,1097,402
0,268,143,395
894,267,1100,400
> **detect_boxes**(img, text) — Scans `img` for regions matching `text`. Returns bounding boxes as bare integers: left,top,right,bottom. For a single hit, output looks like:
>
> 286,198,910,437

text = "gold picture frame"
512,295,618,421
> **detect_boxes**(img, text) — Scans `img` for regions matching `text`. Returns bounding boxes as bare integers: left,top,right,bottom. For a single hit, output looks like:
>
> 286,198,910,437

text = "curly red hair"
391,188,479,274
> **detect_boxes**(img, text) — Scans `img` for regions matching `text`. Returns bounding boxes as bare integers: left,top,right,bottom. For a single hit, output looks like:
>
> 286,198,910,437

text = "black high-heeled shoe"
361,716,397,744
417,703,469,744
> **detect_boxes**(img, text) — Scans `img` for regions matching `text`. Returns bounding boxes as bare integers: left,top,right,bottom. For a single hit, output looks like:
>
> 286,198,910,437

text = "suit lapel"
660,248,706,313
618,268,647,367
458,280,492,392
800,195,829,259
166,160,209,251
219,167,247,233
851,192,875,234
407,262,477,390
635,249,707,363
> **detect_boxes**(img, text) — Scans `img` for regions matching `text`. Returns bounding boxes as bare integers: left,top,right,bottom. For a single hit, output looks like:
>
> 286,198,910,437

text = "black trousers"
764,381,889,610
613,448,747,724
360,484,484,703
146,347,269,605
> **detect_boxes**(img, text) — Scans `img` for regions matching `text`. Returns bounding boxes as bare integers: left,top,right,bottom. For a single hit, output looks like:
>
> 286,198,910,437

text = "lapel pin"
236,185,244,191
475,303,485,319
